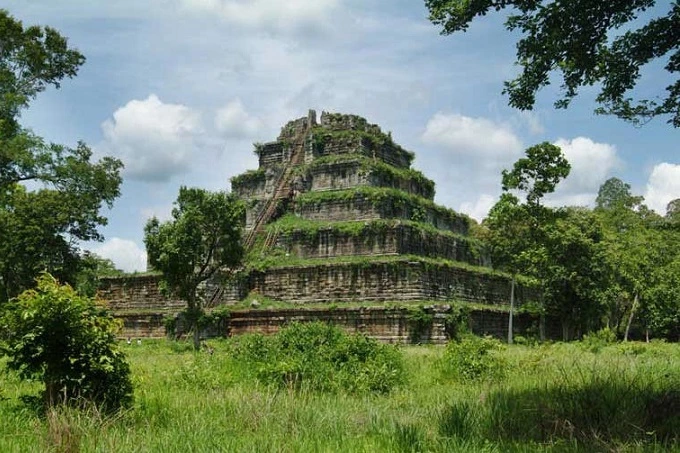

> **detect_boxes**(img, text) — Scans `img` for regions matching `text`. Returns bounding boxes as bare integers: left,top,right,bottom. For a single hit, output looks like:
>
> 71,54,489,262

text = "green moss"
294,187,470,231
311,127,414,165
231,169,266,188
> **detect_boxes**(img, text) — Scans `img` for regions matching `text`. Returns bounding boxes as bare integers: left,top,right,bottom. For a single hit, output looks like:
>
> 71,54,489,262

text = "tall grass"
1,338,678,452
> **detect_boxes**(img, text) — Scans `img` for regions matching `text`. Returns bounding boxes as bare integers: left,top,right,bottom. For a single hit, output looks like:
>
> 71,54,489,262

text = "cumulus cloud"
89,238,147,273
460,194,497,222
215,99,263,138
180,0,340,33
100,94,203,182
422,112,523,159
420,112,523,221
644,163,680,215
547,137,619,207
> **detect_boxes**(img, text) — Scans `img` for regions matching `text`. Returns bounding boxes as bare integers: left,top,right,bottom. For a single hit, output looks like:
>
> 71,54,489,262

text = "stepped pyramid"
100,110,547,341
223,110,531,306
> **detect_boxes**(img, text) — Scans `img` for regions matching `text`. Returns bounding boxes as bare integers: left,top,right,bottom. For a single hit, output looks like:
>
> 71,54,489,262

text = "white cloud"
644,163,680,215
459,194,496,222
100,94,203,182
420,112,523,222
547,137,619,207
89,238,147,273
517,111,544,135
422,112,523,158
180,0,340,34
215,99,263,138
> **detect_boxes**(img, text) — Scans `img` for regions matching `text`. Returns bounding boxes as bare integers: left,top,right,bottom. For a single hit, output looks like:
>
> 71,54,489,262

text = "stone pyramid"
224,110,531,306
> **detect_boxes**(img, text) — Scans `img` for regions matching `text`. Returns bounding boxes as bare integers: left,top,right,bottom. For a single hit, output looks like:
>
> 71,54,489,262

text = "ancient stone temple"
102,111,547,342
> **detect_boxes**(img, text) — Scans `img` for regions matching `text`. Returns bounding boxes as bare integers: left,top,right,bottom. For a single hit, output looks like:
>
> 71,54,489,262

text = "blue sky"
5,1,679,272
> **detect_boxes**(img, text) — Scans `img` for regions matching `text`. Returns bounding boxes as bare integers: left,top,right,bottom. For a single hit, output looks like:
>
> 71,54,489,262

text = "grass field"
1,334,678,452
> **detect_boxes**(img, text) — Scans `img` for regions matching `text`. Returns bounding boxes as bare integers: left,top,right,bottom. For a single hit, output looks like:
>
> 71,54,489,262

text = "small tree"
144,187,245,350
495,142,571,340
0,274,133,410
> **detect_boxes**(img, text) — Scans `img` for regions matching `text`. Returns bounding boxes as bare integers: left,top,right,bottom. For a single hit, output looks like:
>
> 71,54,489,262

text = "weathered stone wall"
116,306,559,342
99,275,185,312
319,111,382,135
248,261,535,306
275,224,486,266
308,160,434,199
312,135,412,169
295,196,469,235
116,313,167,339
256,142,288,168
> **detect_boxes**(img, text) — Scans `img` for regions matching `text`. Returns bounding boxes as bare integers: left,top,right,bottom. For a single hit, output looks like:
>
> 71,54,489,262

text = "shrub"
581,327,617,353
0,274,133,410
439,335,506,382
228,322,404,393
407,306,434,344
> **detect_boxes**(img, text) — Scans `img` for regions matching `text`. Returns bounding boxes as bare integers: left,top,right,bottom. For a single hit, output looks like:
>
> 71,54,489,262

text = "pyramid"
222,110,533,307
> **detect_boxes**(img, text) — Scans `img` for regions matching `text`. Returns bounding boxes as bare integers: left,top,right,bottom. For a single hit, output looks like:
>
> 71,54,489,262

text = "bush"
439,335,506,382
581,327,617,353
228,322,404,393
0,274,133,410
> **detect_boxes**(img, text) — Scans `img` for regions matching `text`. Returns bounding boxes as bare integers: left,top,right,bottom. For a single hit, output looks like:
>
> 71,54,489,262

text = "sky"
5,1,679,272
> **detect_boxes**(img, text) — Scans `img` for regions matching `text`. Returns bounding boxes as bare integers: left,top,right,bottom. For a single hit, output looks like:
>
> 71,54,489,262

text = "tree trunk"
193,326,201,351
45,379,59,407
508,275,515,344
624,292,638,342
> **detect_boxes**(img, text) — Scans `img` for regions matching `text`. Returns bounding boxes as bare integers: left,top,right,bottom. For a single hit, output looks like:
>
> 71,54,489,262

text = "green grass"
1,339,678,452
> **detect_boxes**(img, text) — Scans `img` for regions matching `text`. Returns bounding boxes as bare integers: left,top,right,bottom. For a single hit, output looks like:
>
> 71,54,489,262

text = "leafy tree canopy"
595,177,643,211
502,142,570,212
144,187,245,349
426,0,680,126
0,10,122,301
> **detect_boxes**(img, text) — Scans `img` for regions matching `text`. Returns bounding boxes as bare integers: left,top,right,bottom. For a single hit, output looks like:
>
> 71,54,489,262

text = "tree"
594,180,674,340
502,142,571,215
541,207,608,338
481,193,533,343
426,0,680,126
596,177,643,211
666,198,680,224
0,274,133,409
484,143,570,341
0,10,122,301
75,252,125,297
144,187,245,349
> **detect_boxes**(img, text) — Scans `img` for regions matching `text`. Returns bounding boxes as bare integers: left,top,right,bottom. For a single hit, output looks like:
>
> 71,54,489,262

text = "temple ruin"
101,111,548,342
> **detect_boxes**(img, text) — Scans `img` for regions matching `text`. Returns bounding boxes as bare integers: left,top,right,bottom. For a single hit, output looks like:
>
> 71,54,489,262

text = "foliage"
1,339,678,451
594,179,678,339
502,142,571,213
0,274,132,410
228,322,405,393
439,335,506,382
581,327,618,353
295,186,470,232
443,303,471,340
144,187,245,349
0,10,123,301
229,169,265,188
74,252,124,297
426,0,680,127
595,177,643,211
540,207,609,337
406,305,434,343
